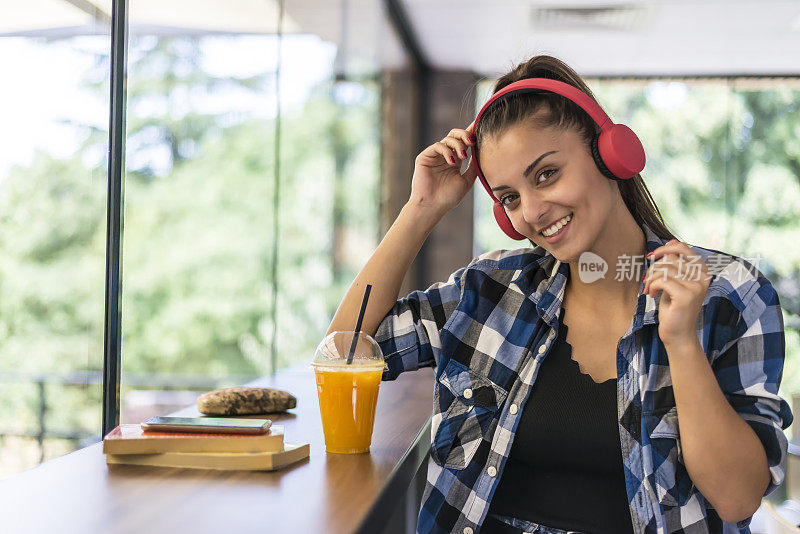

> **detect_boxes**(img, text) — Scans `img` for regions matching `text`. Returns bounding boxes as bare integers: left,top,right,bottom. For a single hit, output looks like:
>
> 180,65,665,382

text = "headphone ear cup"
591,135,620,181
493,202,527,241
595,124,645,180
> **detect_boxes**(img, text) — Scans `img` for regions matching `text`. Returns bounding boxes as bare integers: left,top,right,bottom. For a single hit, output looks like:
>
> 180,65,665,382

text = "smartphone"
140,416,272,434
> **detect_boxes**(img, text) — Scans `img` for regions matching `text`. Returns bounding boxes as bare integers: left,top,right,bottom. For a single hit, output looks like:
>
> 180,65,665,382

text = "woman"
327,55,793,534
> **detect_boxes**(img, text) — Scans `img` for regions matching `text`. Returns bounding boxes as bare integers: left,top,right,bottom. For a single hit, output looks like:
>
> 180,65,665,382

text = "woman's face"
479,120,619,263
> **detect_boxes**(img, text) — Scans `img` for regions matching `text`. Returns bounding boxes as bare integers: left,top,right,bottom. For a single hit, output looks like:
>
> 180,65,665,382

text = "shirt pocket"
644,406,696,508
430,359,508,470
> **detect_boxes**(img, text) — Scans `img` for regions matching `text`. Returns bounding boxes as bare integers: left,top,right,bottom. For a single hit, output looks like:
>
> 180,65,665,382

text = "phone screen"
141,416,272,434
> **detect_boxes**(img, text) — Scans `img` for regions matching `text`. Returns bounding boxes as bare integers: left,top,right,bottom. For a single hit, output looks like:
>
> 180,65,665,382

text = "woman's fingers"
441,137,468,161
442,129,475,161
448,128,475,147
418,126,476,167
433,141,458,165
643,252,711,296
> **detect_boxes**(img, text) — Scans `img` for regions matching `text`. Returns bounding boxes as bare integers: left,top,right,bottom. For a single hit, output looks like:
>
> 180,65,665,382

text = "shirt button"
548,329,556,339
509,404,518,415
538,344,547,354
463,388,473,399
463,528,474,534
487,466,497,477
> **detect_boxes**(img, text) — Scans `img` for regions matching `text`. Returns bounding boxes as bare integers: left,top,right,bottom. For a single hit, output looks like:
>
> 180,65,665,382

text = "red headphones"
471,78,646,241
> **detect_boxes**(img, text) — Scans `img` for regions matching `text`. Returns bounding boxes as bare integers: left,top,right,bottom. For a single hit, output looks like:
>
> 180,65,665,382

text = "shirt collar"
511,222,670,330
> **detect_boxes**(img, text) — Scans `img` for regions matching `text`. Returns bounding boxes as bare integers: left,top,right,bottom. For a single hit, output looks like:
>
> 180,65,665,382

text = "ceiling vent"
530,4,656,32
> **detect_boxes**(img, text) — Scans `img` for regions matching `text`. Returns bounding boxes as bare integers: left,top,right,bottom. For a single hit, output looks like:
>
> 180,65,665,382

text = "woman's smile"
540,213,573,244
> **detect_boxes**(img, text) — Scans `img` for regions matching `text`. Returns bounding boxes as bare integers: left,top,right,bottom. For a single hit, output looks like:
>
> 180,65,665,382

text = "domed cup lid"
311,331,385,371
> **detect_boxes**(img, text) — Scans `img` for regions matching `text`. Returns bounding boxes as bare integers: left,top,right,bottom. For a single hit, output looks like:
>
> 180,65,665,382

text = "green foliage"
121,86,380,376
0,153,106,373
123,36,271,176
0,35,380,477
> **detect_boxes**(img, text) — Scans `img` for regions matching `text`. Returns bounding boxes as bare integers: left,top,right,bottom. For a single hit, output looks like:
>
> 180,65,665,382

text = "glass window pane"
120,1,282,423
0,11,109,477
119,0,392,424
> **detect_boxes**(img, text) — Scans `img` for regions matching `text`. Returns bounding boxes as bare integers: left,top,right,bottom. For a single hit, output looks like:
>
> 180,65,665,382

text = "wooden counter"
0,365,435,534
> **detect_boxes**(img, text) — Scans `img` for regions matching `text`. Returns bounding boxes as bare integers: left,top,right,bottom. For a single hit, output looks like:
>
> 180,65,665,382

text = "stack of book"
103,424,309,471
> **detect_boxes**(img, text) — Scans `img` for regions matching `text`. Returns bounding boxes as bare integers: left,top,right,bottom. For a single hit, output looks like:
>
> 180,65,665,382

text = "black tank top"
486,307,635,534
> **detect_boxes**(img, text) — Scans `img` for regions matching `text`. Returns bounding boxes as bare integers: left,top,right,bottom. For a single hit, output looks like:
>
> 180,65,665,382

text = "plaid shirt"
375,222,793,534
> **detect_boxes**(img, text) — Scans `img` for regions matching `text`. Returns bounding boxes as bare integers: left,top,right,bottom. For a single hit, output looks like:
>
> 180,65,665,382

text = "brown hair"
477,55,678,244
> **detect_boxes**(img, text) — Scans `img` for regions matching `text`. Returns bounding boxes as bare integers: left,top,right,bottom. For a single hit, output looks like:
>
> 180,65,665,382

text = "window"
0,19,109,476
0,0,407,477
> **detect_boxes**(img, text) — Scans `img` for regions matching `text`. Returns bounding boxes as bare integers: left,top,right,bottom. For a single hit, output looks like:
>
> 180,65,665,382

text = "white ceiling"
400,0,800,77
2,0,799,77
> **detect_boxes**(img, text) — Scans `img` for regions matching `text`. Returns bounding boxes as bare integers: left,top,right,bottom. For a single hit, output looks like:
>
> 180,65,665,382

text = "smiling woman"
327,54,793,534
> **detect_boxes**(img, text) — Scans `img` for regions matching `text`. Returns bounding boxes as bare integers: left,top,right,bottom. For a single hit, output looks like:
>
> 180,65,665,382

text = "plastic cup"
311,331,385,454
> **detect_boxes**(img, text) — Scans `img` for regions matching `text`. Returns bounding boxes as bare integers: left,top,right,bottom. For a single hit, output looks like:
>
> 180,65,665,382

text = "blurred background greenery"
0,31,382,476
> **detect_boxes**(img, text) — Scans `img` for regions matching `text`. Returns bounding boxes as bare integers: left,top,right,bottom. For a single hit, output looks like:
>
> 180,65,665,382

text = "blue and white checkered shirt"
375,222,793,534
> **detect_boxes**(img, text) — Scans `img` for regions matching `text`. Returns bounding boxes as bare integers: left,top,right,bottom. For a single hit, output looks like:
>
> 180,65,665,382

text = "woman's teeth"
541,213,573,237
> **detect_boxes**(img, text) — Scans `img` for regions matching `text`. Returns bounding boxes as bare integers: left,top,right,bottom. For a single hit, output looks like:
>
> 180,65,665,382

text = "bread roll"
197,387,297,415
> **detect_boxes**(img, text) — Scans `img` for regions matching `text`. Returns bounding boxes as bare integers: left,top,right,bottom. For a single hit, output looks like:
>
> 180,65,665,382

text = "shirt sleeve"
708,279,794,527
374,262,471,382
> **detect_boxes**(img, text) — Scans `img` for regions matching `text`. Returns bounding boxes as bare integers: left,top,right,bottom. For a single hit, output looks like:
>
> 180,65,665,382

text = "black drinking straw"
347,284,372,364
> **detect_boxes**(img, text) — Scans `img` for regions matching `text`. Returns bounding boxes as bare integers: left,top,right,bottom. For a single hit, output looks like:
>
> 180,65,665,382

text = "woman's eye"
499,169,557,207
538,168,557,184
500,194,518,207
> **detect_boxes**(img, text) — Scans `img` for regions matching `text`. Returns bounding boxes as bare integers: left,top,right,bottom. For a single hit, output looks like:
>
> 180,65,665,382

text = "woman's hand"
408,121,478,217
643,238,714,350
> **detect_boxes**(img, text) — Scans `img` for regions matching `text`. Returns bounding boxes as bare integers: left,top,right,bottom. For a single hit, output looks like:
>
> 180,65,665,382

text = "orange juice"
314,362,383,454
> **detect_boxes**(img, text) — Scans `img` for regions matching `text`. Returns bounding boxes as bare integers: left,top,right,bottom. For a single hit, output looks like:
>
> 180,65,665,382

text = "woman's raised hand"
409,121,478,216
